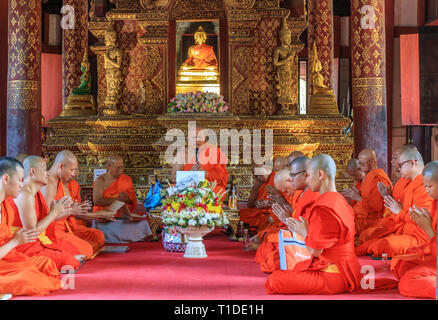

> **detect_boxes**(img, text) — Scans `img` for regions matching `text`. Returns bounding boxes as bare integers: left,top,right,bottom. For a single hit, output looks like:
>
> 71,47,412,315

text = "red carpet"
13,230,415,300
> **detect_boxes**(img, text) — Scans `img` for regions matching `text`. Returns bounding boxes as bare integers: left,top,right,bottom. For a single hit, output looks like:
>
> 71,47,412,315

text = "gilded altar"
45,0,354,203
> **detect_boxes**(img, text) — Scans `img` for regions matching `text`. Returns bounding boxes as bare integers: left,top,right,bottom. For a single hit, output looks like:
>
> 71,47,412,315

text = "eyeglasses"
289,170,306,179
398,160,414,168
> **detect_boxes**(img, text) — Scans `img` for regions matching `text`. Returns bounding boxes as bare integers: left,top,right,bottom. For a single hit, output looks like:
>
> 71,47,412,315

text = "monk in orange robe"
239,164,275,228
343,149,392,236
266,154,397,295
391,161,437,299
356,149,434,257
256,156,319,273
171,126,229,197
0,157,60,296
93,154,151,243
9,156,84,270
341,159,364,207
356,146,417,245
41,151,100,259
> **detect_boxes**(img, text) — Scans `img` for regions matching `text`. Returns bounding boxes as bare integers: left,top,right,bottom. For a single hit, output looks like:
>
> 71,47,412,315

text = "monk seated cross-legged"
255,156,319,273
0,157,61,296
265,154,398,295
171,126,229,196
391,161,437,299
355,149,434,258
244,153,303,248
246,168,294,252
357,145,417,245
341,159,364,207
342,148,393,237
93,154,152,243
41,150,107,259
9,156,85,271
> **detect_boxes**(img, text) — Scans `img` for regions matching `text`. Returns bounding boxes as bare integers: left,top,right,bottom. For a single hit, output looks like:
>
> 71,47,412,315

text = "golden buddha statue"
309,41,333,95
176,25,220,95
307,42,339,115
274,13,297,114
103,24,122,115
181,26,218,71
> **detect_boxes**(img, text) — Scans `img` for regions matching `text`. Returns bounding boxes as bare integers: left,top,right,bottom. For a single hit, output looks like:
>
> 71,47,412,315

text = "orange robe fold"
8,193,80,270
391,200,437,299
53,181,94,258
0,200,60,296
356,175,434,257
350,181,362,207
353,168,393,235
182,144,229,196
92,174,138,217
184,43,218,69
265,192,397,295
67,180,105,252
358,178,411,244
239,172,275,228
255,189,319,273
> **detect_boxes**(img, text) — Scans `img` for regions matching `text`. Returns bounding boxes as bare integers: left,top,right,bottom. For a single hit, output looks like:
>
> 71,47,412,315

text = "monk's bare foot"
244,242,259,251
74,255,86,262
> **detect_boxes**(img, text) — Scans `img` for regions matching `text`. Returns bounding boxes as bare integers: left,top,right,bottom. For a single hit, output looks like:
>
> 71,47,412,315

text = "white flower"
204,213,212,220
170,217,178,224
188,219,197,226
178,219,186,226
223,217,229,225
215,220,223,227
199,218,208,225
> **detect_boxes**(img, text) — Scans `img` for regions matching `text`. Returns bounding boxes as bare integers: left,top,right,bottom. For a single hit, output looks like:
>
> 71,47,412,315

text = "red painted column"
351,0,388,171
308,0,335,92
62,0,88,107
7,0,42,156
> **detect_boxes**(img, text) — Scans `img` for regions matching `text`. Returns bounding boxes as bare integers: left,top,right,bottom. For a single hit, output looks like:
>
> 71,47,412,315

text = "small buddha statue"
72,50,91,96
309,41,333,95
181,26,218,71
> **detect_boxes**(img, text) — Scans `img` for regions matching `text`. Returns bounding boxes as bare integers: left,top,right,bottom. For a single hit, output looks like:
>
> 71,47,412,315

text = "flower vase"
176,226,214,258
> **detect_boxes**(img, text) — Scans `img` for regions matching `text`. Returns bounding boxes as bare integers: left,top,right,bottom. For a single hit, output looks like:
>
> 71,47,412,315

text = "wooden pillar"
62,0,88,107
351,0,388,171
0,0,9,156
308,0,335,92
7,0,42,156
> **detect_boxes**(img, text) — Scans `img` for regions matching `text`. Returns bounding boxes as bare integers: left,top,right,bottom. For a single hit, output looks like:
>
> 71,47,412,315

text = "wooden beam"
418,0,426,26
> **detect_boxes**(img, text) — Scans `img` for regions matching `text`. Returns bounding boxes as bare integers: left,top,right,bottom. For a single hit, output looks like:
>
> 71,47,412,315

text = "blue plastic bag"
144,179,163,211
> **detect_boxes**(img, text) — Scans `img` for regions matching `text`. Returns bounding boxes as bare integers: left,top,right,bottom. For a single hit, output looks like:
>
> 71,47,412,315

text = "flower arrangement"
167,91,229,113
161,180,229,229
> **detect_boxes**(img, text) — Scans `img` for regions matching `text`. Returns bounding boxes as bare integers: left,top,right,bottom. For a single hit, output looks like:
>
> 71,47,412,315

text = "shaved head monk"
255,156,319,273
391,161,437,299
171,126,229,196
357,145,418,245
93,154,152,243
287,151,304,166
0,157,61,296
342,159,364,206
239,163,274,229
9,156,86,270
356,149,434,258
343,148,392,236
41,150,103,259
265,154,397,294
16,153,28,163
273,156,288,172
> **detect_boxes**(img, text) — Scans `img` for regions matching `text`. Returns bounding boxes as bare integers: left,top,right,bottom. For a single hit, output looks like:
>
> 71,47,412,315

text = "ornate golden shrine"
45,0,354,202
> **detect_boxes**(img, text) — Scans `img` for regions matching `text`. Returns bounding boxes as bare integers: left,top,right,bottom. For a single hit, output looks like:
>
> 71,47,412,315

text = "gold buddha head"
279,17,292,45
194,26,207,45
105,25,117,47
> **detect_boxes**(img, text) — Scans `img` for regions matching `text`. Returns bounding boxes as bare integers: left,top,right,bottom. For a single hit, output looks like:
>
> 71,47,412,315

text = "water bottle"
238,221,245,242
381,253,389,271
243,229,250,246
